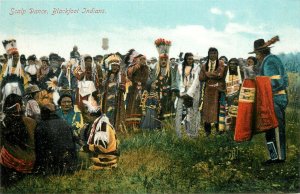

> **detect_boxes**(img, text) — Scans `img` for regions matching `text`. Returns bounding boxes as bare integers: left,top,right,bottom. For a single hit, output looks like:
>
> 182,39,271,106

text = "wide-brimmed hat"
249,36,279,54
25,84,40,94
248,39,272,54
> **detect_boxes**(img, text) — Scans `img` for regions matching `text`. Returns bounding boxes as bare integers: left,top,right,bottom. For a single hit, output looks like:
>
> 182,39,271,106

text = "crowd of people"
0,36,289,186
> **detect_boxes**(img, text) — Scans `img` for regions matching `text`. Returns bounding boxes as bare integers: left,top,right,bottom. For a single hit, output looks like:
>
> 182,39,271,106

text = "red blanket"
255,76,278,132
0,147,34,173
234,79,256,142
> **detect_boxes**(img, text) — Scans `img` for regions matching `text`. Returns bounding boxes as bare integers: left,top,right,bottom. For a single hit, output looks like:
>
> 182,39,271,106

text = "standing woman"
175,53,201,138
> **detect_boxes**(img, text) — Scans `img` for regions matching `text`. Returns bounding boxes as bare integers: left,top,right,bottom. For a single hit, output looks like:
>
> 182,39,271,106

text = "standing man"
249,36,288,164
101,54,126,131
199,47,226,136
0,39,29,104
70,45,81,61
124,49,149,128
73,55,100,111
150,38,177,120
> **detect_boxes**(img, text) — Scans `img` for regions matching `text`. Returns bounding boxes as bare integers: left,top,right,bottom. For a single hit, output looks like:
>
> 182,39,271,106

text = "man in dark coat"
70,45,80,61
34,104,77,174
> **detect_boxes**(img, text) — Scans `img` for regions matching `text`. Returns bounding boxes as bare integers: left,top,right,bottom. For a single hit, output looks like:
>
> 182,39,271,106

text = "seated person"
0,94,37,186
34,104,77,174
81,105,119,170
56,94,84,145
24,84,41,121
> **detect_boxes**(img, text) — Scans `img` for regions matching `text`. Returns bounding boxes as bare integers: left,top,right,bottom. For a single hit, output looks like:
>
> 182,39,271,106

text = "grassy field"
2,73,300,193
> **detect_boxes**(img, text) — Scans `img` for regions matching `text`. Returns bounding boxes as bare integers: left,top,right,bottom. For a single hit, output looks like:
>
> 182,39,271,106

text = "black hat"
249,39,273,54
27,54,37,61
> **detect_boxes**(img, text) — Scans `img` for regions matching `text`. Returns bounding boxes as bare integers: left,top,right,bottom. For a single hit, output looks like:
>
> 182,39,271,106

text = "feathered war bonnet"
124,49,143,67
2,39,22,77
104,54,121,71
154,38,171,58
154,38,172,77
2,39,18,56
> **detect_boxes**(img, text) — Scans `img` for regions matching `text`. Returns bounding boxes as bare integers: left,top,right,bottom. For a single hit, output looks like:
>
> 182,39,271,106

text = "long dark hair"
205,47,219,71
2,94,28,149
182,52,194,79
247,56,259,74
247,56,257,65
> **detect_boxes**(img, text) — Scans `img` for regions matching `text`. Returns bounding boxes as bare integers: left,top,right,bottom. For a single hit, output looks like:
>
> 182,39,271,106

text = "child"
140,81,161,130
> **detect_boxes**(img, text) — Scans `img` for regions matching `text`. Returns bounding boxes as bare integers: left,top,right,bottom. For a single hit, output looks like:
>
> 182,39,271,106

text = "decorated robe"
225,67,242,130
101,72,126,131
174,64,201,137
85,115,119,170
0,63,29,103
148,65,177,120
125,64,149,127
140,90,161,130
74,65,100,111
199,60,226,123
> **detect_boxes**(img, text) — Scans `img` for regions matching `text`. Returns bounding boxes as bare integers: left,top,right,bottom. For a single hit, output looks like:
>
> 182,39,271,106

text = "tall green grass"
3,116,299,193
1,73,300,193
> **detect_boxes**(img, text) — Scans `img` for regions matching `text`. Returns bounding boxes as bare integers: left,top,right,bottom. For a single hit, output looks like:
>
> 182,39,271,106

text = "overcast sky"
0,0,299,59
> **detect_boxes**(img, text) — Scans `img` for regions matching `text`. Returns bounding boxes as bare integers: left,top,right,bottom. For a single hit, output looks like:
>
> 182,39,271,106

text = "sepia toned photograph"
0,0,299,193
